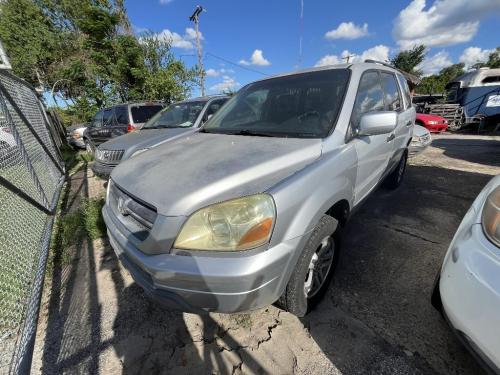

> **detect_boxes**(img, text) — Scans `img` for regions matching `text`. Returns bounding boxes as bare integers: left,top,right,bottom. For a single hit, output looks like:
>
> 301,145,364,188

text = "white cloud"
239,49,271,66
152,28,203,50
359,45,390,62
159,0,174,4
325,22,369,40
206,68,220,77
209,76,241,93
206,68,234,77
393,0,500,49
314,55,342,67
314,45,390,67
459,46,494,68
417,51,453,76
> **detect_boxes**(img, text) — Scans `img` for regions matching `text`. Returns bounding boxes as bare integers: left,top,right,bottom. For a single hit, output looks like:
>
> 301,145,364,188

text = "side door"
98,108,113,144
351,70,393,205
380,71,413,170
113,105,129,137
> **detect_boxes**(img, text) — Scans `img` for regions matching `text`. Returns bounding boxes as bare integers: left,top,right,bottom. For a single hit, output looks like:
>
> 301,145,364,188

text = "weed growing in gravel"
82,197,106,240
233,313,252,328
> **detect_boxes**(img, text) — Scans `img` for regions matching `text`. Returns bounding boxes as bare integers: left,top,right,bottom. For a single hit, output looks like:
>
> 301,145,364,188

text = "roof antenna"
298,0,304,68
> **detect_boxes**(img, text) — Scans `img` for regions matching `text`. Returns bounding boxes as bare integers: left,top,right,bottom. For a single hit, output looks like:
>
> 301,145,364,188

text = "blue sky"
127,0,500,97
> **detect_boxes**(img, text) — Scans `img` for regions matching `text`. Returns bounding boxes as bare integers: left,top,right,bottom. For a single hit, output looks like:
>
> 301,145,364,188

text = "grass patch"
232,313,252,329
82,196,106,240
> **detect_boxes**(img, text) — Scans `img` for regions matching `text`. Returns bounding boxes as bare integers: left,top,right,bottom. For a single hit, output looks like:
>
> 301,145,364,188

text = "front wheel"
276,215,339,317
384,150,407,190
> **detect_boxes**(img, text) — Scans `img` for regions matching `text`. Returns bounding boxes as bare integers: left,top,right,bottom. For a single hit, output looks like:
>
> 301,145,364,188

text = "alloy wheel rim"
304,236,335,298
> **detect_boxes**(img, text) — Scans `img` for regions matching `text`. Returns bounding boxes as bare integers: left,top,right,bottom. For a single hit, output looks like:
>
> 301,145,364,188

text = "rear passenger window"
115,106,129,125
381,72,402,112
396,73,412,110
350,71,385,130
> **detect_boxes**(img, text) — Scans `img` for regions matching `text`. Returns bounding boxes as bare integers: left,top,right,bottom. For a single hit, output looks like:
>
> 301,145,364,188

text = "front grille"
108,180,157,240
95,149,124,164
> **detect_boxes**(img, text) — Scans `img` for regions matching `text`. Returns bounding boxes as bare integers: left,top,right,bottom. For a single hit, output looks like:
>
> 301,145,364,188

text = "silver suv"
103,62,415,317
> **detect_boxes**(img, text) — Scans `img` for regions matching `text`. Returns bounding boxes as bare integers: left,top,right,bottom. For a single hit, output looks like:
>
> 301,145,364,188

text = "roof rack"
364,59,421,85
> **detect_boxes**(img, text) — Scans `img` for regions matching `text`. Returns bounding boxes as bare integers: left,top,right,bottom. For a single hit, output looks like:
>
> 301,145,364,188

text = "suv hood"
99,128,194,152
111,132,322,216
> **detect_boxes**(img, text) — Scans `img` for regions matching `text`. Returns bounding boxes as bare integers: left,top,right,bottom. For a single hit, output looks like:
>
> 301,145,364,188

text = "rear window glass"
130,105,163,124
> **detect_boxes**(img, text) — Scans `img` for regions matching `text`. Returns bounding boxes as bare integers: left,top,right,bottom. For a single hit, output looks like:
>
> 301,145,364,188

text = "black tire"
276,215,339,317
384,150,407,190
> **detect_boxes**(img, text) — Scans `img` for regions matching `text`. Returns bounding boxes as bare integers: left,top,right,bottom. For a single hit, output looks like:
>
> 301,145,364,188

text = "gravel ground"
32,133,500,374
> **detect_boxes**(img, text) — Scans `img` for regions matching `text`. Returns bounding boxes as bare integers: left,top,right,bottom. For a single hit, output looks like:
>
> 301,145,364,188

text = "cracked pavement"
32,134,499,374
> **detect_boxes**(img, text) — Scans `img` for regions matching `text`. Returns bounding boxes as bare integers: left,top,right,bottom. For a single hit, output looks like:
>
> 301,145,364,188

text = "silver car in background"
92,95,229,177
103,62,415,316
409,124,431,157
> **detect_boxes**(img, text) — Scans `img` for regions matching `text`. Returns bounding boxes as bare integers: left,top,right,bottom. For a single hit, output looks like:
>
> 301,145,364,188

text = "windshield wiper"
229,129,277,137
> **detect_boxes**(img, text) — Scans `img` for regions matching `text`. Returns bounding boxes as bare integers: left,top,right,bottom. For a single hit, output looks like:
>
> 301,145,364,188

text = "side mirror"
358,111,397,136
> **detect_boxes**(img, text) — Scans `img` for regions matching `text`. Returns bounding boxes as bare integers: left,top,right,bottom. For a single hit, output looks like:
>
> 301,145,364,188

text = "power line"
205,52,270,77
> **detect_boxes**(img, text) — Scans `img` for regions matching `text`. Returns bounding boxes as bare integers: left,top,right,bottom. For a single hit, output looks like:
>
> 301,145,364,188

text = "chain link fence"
0,69,64,374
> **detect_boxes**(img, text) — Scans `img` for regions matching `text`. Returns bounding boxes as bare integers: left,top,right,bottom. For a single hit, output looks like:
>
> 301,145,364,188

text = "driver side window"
349,71,385,136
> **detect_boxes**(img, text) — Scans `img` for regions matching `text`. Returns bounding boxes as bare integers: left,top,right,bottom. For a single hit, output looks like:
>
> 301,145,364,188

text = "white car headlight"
174,194,276,251
131,148,149,158
428,120,439,125
482,185,500,247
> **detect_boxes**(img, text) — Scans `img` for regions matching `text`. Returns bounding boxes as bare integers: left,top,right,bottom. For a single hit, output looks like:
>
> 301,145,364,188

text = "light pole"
189,5,206,96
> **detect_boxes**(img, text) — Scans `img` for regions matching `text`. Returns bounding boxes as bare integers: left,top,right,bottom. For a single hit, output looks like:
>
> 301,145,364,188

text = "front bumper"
439,219,500,373
409,138,431,157
102,204,306,313
426,123,448,133
91,161,116,178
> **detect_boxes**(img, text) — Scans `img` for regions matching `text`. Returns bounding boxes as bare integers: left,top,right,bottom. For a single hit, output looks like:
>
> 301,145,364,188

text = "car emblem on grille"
117,197,130,216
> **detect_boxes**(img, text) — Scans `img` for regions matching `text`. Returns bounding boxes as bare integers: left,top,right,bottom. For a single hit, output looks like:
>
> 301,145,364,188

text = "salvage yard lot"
32,133,500,374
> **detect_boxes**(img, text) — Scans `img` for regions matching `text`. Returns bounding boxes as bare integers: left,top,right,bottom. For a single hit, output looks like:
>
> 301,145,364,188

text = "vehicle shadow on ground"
303,164,490,374
431,137,500,167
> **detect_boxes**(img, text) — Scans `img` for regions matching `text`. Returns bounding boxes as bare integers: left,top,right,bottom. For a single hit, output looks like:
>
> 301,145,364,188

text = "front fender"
268,144,356,246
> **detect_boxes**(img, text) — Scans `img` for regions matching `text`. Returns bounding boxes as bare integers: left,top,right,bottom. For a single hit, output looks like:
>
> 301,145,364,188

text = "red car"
415,113,448,133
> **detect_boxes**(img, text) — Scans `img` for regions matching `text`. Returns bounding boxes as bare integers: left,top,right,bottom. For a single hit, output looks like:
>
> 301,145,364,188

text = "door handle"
406,120,413,126
386,133,395,142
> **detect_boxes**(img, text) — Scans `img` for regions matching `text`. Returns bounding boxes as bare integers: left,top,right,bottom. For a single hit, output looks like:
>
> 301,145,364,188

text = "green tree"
140,33,197,103
0,0,196,122
417,63,465,95
391,45,426,76
472,47,500,69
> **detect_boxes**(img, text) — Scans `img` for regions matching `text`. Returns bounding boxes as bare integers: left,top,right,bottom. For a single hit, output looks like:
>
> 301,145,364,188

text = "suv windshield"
142,101,205,129
203,69,350,138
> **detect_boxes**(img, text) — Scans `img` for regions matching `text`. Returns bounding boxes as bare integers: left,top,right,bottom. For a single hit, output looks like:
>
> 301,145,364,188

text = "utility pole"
189,5,206,96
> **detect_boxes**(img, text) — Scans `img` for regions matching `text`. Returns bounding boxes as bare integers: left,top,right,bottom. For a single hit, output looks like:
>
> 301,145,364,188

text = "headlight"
174,194,276,251
482,186,500,247
131,148,149,158
428,120,439,125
